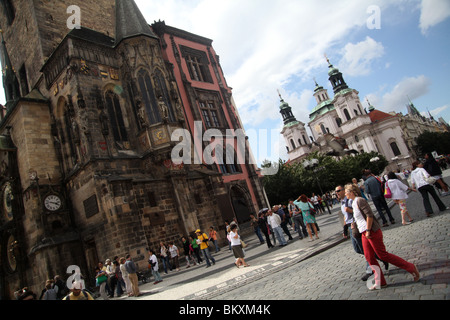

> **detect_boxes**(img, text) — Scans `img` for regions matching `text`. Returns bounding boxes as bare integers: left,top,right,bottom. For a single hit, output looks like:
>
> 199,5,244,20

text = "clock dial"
7,234,17,272
3,183,13,221
44,194,62,212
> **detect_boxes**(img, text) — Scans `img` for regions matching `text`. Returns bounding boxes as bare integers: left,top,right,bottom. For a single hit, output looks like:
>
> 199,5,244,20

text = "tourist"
159,241,172,274
345,183,420,290
386,171,415,225
168,242,180,271
257,210,273,248
249,215,264,244
290,198,308,239
209,226,221,252
335,185,388,281
125,254,141,297
196,229,216,267
229,224,250,268
410,160,448,216
119,257,132,296
363,169,396,226
148,248,163,284
424,152,449,196
182,236,196,268
266,209,287,246
95,264,108,300
296,195,319,242
63,281,94,300
190,235,203,264
273,205,293,241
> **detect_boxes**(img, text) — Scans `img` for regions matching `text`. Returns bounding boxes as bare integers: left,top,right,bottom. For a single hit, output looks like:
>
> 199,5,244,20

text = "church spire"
115,0,158,46
324,54,348,94
0,29,21,108
278,90,298,126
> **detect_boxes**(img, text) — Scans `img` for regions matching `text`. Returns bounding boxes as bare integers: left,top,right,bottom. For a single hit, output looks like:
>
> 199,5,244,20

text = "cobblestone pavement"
115,171,450,301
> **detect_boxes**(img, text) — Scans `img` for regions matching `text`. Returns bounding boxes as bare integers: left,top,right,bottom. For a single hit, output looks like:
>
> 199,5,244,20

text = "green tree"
261,152,388,206
416,131,450,156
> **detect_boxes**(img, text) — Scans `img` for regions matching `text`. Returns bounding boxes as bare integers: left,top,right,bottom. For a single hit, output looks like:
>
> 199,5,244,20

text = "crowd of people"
15,154,450,298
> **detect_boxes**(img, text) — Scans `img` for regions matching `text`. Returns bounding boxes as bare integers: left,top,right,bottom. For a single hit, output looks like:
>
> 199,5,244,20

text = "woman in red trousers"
345,184,420,290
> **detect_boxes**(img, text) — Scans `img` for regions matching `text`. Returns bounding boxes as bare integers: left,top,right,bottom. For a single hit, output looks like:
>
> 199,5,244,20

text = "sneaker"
361,272,373,281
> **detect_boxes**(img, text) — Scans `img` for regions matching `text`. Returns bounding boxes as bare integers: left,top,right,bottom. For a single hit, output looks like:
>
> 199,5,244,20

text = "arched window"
343,109,351,121
320,124,327,135
290,139,296,150
105,90,128,142
137,69,161,124
336,117,342,127
390,141,401,157
298,139,302,146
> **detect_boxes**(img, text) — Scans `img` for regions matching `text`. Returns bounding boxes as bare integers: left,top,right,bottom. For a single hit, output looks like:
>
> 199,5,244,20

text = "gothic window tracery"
105,90,128,142
137,68,161,124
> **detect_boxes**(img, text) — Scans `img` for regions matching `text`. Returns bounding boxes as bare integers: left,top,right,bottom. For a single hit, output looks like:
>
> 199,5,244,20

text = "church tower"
279,93,311,162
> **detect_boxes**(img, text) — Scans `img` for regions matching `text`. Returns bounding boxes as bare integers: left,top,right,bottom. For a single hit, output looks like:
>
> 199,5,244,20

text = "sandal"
368,284,387,291
412,265,420,282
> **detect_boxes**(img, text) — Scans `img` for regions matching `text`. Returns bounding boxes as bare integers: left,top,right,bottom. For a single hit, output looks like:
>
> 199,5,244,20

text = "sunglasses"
335,189,342,192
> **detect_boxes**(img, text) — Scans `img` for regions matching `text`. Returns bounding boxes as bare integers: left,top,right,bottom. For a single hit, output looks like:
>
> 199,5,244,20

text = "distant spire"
366,98,375,112
277,89,283,101
0,28,21,107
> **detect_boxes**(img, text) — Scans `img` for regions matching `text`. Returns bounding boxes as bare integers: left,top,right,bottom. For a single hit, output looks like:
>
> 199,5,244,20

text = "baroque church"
280,57,449,170
0,0,267,298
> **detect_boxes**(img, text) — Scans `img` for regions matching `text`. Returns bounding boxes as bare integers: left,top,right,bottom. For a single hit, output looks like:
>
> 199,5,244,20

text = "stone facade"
0,0,267,299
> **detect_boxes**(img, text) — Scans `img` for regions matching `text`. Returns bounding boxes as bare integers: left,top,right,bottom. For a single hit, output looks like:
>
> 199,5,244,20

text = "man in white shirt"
266,209,287,246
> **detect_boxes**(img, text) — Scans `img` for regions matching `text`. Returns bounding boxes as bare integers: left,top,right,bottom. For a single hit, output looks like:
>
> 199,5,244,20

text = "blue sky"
1,0,449,164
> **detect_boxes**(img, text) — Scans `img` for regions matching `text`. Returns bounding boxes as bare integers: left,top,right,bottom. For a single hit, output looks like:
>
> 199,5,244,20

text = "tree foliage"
415,131,450,156
262,152,388,206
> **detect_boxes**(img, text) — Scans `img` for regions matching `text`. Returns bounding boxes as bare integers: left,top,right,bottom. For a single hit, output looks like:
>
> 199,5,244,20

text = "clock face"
44,194,62,212
3,183,13,221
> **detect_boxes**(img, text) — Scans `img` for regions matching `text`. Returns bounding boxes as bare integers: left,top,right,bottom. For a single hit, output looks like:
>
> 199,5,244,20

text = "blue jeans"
152,269,162,282
201,248,215,266
161,256,171,273
254,226,265,243
273,226,287,245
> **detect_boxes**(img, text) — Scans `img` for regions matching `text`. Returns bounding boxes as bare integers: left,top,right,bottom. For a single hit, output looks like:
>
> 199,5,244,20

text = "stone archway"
229,185,254,225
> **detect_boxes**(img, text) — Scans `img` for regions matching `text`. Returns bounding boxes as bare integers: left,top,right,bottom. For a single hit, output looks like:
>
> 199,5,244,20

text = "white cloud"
419,0,450,34
379,75,431,112
338,37,385,76
420,105,449,118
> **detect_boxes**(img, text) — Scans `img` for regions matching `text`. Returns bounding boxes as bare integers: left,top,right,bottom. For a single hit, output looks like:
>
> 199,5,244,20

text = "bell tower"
278,92,311,162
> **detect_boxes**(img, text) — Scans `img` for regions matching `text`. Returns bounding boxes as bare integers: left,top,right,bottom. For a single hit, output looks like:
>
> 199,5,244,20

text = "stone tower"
0,0,251,298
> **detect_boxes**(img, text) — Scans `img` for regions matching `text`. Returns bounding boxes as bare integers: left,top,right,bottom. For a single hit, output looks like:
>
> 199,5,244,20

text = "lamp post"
302,158,332,215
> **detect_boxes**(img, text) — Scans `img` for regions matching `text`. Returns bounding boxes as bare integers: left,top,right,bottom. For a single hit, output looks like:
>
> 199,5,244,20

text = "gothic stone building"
0,0,267,298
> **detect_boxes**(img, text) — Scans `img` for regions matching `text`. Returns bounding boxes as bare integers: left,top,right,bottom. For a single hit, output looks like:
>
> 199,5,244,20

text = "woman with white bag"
410,160,448,217
386,172,415,225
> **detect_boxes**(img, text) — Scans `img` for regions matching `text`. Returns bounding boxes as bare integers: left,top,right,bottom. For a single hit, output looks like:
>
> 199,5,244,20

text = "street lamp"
302,158,332,214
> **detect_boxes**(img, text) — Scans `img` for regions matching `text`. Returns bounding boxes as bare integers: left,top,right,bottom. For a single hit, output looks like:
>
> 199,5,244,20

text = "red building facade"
152,22,268,225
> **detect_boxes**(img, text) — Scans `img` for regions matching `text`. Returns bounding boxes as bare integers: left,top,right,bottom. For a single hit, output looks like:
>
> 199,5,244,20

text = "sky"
1,0,450,165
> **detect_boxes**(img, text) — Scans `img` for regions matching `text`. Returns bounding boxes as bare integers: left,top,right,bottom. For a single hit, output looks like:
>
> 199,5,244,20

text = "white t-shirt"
169,245,178,258
410,167,431,189
149,254,159,271
229,231,241,246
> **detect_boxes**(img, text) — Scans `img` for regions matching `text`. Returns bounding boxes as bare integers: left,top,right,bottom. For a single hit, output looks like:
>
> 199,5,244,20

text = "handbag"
241,239,248,248
422,170,436,185
351,222,361,238
424,175,437,185
384,182,392,199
